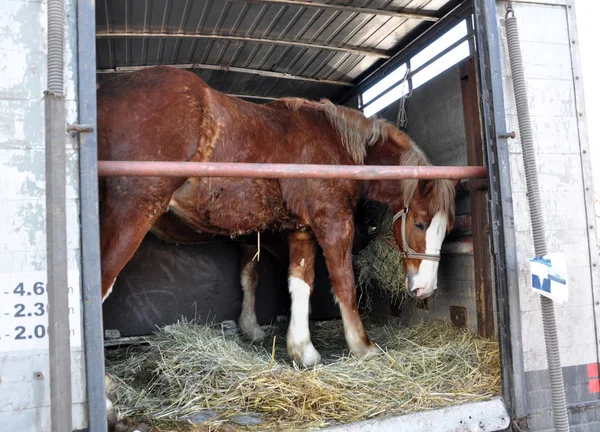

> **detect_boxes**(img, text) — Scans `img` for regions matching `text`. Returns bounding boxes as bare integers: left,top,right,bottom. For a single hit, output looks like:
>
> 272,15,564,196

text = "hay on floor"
105,319,500,431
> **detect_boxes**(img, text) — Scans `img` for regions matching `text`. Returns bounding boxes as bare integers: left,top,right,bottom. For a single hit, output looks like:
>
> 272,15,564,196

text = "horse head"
365,125,459,300
390,177,459,299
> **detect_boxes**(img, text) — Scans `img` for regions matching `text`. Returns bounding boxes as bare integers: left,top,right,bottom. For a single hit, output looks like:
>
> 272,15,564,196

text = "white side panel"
0,0,86,430
498,0,600,372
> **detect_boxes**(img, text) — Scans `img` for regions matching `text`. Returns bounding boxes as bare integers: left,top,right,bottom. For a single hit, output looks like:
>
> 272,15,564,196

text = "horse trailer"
0,0,598,431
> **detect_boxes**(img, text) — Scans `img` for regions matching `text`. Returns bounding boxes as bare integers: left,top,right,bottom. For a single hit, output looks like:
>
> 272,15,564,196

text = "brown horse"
98,65,458,368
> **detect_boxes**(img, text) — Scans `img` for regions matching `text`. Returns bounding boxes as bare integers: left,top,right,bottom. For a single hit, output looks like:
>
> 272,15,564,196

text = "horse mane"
282,97,389,165
281,97,455,220
399,147,456,221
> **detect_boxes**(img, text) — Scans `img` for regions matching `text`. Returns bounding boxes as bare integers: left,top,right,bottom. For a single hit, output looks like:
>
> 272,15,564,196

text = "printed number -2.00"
14,325,47,340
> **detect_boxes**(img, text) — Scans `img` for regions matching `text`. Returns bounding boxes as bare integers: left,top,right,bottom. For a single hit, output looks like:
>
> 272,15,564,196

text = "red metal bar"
97,161,487,180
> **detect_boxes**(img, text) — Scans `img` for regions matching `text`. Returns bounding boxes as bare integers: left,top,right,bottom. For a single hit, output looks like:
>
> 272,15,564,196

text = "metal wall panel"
497,0,598,372
0,0,87,430
497,0,600,429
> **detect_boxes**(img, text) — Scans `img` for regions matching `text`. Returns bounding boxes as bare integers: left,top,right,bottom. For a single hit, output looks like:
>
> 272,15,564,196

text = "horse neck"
361,141,408,209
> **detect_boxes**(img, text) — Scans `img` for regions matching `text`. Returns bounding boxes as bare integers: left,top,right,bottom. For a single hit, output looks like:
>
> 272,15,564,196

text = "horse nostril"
413,288,426,298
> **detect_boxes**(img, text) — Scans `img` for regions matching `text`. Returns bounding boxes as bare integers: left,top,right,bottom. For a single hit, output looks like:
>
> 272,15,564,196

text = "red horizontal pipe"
97,161,487,180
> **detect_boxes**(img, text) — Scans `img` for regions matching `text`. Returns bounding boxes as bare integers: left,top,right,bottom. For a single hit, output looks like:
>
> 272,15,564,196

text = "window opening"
360,16,474,118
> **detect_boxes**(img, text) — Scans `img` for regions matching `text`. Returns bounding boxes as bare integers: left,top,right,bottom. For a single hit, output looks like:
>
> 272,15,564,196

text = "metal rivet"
579,112,584,117
572,40,576,44
576,76,580,80
583,150,587,154
34,371,44,380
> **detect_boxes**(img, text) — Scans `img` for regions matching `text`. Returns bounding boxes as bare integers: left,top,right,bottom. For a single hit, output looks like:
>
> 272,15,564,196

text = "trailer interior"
93,0,512,430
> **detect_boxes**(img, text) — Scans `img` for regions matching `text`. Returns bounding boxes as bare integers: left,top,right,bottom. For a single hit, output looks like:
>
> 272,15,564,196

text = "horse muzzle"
406,270,438,299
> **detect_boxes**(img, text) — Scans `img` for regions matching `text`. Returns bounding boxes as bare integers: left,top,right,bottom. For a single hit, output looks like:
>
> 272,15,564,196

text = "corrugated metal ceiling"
96,0,459,102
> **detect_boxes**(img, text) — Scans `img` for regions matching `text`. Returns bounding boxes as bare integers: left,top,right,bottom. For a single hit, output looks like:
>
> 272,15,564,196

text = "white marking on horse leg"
338,306,363,352
334,297,380,359
102,279,116,303
411,211,447,298
287,276,321,367
238,260,266,342
105,374,117,426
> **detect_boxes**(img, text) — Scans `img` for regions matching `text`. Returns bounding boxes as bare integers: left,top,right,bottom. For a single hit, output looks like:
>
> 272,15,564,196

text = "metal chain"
395,66,413,130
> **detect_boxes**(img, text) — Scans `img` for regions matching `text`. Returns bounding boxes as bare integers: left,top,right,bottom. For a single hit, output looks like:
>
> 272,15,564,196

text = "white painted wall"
0,0,86,430
497,0,600,372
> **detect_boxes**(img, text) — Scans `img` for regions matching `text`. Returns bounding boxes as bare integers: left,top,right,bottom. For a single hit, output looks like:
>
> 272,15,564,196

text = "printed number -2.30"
13,303,46,317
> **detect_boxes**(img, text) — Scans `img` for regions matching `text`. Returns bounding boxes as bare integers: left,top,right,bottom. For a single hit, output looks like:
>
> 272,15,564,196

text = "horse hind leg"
238,244,266,342
100,180,182,431
286,232,320,367
100,178,182,301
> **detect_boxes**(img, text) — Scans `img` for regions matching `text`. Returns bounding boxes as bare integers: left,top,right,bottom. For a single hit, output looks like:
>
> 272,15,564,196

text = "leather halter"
390,207,441,262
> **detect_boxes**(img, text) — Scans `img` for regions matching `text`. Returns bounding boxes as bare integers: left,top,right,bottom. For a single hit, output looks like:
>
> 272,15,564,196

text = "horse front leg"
238,244,266,342
314,219,380,359
286,231,320,367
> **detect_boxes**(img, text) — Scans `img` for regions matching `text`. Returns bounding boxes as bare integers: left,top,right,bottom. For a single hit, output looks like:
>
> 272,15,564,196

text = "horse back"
97,66,217,164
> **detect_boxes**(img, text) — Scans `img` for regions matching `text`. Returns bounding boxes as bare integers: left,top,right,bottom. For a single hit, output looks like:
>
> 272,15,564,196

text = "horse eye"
414,222,425,231
367,226,378,235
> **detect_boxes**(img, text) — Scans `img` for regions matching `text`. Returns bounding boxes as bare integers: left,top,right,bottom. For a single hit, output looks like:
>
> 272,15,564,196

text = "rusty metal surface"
95,0,459,101
449,305,467,328
97,160,487,179
460,56,494,339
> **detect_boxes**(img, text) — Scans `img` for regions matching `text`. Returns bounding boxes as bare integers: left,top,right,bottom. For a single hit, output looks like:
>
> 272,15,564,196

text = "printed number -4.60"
13,282,45,296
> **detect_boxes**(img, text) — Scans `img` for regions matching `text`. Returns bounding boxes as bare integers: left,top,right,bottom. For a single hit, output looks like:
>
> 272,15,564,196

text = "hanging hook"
505,1,515,19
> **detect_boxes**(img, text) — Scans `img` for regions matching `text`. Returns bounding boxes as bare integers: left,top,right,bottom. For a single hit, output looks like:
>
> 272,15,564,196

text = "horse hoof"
239,322,267,342
288,340,321,368
248,326,267,342
112,419,151,432
351,343,381,361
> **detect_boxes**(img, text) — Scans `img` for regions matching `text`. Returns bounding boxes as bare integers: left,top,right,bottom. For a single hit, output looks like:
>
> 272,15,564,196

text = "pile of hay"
355,202,407,303
106,319,500,431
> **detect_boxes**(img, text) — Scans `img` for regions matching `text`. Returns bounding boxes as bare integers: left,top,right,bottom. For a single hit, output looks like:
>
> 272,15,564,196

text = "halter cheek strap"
390,207,441,262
